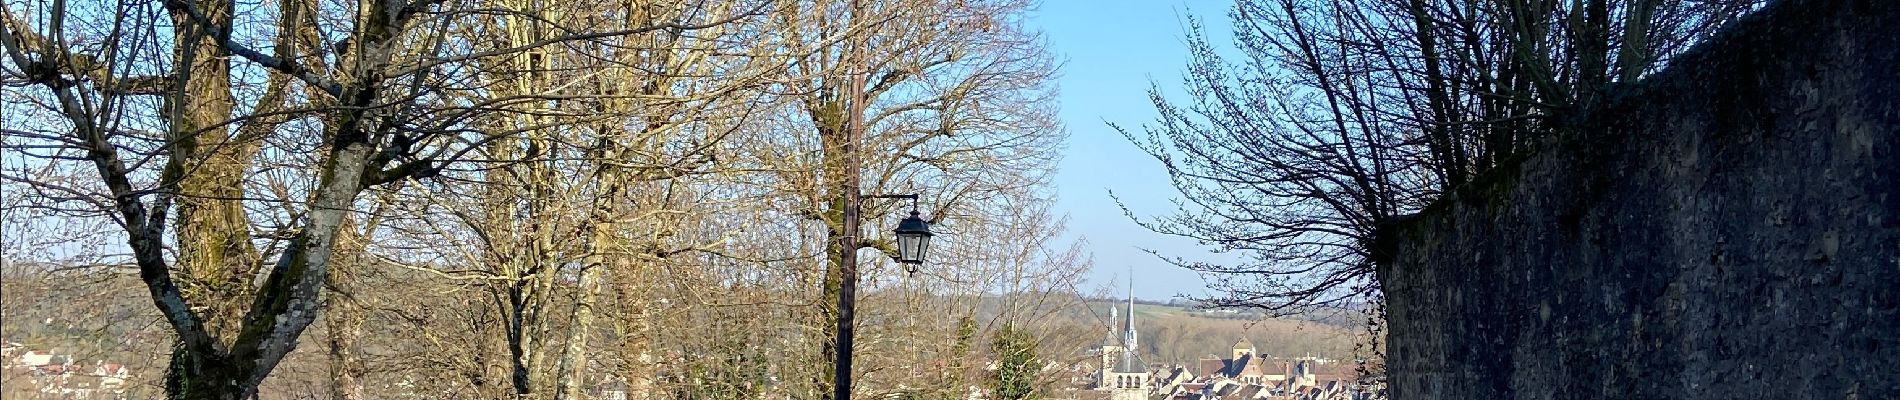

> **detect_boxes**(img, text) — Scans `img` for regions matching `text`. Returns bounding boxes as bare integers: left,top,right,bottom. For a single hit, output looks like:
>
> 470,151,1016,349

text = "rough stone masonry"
1372,0,1899,399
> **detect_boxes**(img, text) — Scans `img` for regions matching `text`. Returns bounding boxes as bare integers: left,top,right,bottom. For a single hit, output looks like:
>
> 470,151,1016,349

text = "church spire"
1122,267,1137,351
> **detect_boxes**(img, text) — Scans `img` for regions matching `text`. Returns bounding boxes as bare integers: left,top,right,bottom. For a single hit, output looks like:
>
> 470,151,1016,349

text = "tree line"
0,0,1084,399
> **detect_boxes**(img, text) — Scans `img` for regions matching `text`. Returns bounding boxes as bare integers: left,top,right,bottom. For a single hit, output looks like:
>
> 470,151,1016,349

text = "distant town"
1057,290,1376,400
2,340,136,399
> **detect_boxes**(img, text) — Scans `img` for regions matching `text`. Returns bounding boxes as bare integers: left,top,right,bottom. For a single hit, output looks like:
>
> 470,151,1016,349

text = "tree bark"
1617,0,1660,82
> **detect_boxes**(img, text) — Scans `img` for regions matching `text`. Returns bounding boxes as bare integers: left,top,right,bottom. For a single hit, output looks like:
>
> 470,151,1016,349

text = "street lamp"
863,194,934,267
891,209,933,269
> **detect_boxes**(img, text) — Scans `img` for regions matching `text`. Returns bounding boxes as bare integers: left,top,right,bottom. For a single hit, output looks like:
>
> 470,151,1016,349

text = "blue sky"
1030,0,1235,301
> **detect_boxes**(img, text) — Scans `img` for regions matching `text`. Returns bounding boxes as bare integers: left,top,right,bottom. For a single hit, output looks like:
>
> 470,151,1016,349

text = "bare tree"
1121,0,1767,315
0,0,758,397
2,0,1081,399
757,0,1060,396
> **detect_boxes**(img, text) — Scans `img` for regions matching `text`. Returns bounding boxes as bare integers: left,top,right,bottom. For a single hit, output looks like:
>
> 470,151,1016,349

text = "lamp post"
834,194,932,400
830,1,934,395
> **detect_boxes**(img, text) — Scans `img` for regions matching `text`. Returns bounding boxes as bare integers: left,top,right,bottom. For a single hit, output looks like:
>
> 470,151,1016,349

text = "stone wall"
1373,0,1900,398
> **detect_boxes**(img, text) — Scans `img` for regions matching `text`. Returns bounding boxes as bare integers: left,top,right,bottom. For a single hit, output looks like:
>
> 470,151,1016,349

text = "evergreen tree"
990,324,1039,400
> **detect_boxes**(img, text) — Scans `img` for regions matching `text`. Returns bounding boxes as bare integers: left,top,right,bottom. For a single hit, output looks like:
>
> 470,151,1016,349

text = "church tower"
1099,306,1123,375
1233,337,1257,360
1095,273,1151,400
1121,278,1138,353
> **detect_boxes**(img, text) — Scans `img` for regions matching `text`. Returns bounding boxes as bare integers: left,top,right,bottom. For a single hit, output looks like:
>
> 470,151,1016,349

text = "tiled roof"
1198,358,1227,377
1228,354,1254,377
1235,384,1263,399
1112,350,1146,374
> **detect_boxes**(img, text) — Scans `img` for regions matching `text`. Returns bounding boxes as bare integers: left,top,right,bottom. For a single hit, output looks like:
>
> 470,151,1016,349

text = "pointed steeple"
1108,268,1149,377
1122,267,1137,351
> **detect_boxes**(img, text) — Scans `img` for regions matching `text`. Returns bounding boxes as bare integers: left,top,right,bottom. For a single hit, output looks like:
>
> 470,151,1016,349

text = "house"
596,376,630,400
2,345,137,399
1160,340,1371,400
1195,340,1276,385
1,341,22,360
1155,366,1194,394
17,350,56,367
94,362,131,391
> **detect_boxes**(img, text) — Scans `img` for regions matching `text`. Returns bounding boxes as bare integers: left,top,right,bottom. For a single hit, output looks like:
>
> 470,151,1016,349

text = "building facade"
1094,282,1151,400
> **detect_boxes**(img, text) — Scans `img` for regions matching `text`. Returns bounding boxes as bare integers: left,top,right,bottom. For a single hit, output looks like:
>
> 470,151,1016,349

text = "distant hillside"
1074,301,1363,365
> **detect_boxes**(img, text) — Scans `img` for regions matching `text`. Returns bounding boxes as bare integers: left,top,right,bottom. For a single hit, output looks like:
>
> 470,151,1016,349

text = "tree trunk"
165,0,259,347
163,349,248,400
327,221,369,400
159,1,252,397
326,302,367,400
557,229,611,400
813,106,848,399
